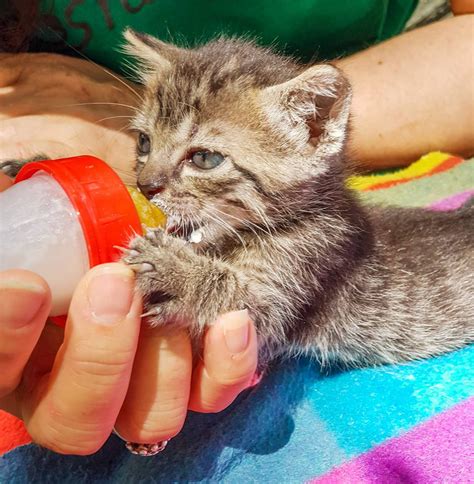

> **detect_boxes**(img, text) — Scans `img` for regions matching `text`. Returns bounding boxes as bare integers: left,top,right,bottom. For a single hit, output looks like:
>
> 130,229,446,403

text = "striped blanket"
1,152,473,483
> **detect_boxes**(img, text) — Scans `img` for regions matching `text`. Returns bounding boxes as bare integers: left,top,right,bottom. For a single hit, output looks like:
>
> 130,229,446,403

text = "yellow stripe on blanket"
348,152,456,191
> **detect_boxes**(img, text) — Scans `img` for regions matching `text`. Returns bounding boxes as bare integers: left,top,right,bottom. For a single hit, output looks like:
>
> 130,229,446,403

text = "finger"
0,116,79,157
23,263,142,455
0,172,13,190
115,326,192,444
188,310,258,413
0,270,51,397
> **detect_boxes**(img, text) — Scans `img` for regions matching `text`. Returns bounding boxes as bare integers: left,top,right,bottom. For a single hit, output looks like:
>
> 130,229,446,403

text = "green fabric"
38,0,417,74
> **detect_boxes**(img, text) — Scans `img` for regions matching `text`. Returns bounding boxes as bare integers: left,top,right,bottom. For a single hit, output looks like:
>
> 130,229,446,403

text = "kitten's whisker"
207,206,267,248
59,102,139,111
208,206,272,243
202,206,248,250
42,26,144,103
205,213,249,254
216,202,273,235
252,206,275,235
98,151,136,181
209,206,264,232
117,124,134,134
176,100,200,115
95,115,134,124
189,212,196,236
120,58,143,79
223,217,266,248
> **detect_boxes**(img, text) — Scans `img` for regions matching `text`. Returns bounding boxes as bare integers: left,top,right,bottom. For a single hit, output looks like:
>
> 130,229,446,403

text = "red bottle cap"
15,155,143,267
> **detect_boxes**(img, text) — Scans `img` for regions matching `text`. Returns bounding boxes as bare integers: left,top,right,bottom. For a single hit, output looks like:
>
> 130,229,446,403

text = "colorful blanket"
1,152,473,483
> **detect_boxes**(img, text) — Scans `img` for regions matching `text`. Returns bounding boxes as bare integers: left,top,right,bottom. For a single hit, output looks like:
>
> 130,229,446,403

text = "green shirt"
38,0,417,74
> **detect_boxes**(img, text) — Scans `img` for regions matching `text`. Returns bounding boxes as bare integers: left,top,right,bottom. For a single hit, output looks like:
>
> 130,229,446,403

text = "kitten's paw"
123,234,166,274
0,160,27,178
126,229,192,261
141,227,187,250
124,232,188,269
123,233,203,330
142,297,191,328
143,226,167,244
0,154,48,178
123,233,195,297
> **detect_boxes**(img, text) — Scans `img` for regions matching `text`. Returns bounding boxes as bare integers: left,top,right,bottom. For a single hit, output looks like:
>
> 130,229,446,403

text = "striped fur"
124,32,474,367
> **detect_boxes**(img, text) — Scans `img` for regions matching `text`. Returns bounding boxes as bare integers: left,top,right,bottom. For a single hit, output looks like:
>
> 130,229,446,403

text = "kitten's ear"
123,29,183,73
262,64,351,155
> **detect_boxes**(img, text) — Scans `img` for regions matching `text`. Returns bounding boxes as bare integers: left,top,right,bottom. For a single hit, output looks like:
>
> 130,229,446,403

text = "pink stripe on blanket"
429,190,474,211
310,397,474,484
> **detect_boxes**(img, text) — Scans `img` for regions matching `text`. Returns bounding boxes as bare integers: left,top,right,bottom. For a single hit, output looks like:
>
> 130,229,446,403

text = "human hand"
0,52,140,182
0,265,258,455
0,173,258,455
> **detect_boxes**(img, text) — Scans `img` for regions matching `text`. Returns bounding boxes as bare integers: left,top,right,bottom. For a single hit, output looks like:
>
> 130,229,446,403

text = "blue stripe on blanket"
1,346,472,483
308,345,474,455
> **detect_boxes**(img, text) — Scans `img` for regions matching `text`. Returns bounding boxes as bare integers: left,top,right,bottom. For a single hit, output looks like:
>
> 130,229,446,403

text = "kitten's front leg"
123,229,249,333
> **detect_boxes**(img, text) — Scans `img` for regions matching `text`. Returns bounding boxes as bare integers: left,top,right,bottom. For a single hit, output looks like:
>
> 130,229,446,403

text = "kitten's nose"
137,180,165,199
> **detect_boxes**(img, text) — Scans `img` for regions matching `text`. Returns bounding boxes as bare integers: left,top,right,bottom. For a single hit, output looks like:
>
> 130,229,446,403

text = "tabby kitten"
127,31,473,366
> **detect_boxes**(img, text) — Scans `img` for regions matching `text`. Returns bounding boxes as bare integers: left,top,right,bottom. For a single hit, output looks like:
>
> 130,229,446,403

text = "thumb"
0,270,51,398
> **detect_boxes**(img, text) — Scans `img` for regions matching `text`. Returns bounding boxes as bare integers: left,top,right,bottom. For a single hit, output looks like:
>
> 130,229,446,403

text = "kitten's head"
125,30,351,245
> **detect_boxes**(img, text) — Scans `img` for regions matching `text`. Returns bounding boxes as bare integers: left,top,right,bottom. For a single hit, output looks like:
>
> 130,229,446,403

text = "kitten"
121,30,474,368
3,33,472,369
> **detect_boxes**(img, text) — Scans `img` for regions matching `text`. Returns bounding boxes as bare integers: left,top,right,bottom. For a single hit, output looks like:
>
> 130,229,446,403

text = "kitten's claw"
139,262,155,272
144,227,167,245
127,262,155,273
145,226,161,236
114,245,127,254
141,307,159,318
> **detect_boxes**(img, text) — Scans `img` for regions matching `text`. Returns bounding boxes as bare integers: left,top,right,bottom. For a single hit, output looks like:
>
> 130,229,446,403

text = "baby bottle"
0,156,164,316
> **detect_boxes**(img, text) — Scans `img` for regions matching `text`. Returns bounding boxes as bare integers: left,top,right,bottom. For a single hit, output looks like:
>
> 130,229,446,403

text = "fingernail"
220,309,250,354
87,266,134,325
0,280,46,328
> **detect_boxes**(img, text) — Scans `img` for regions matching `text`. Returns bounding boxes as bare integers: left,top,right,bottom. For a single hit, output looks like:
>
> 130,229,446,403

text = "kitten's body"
227,199,473,364
129,171,473,367
288,200,473,365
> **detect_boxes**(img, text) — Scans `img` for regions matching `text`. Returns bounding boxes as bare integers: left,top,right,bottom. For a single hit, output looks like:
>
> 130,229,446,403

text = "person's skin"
0,171,258,454
451,0,474,15
0,53,139,183
337,14,474,169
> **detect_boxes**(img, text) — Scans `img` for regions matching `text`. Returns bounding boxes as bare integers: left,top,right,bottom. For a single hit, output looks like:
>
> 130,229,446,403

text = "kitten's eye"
190,150,225,170
137,132,151,156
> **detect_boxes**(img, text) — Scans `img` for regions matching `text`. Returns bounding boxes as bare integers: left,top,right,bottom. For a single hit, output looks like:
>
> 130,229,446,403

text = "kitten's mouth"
165,214,205,244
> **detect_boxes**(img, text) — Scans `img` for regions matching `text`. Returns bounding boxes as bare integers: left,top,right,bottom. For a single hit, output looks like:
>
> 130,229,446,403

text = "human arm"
336,14,474,169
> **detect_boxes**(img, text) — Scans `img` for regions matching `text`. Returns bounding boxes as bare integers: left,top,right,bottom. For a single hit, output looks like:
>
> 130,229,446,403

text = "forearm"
336,15,474,170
